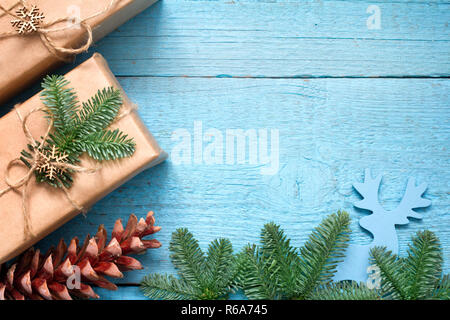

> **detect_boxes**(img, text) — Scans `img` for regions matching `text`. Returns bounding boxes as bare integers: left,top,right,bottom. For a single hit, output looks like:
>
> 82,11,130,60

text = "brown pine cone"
0,211,161,300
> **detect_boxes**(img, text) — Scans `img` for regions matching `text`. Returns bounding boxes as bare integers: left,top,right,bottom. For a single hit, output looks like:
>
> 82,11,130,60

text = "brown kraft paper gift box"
0,53,167,264
0,0,157,105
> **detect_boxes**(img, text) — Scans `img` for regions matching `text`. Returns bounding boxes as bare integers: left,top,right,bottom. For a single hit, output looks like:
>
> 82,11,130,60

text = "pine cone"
0,211,161,300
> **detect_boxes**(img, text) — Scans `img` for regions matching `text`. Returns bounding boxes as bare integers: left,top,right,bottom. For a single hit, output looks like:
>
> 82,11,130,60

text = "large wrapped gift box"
0,0,157,104
0,53,167,263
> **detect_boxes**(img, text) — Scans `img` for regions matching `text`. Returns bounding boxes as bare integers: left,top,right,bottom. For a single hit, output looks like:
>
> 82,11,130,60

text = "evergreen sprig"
141,229,237,300
236,211,363,299
235,244,282,299
370,230,449,300
139,213,449,300
21,75,136,188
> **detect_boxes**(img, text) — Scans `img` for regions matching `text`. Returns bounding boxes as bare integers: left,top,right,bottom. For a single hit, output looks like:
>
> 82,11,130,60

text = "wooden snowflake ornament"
36,145,69,181
11,5,45,35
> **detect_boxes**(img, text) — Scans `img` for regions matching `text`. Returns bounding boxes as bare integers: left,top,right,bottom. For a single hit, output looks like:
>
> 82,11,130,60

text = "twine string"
0,106,101,240
0,0,120,61
0,102,138,240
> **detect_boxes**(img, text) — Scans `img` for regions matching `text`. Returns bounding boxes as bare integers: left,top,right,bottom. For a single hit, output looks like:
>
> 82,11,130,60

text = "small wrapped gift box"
0,53,167,264
0,0,157,105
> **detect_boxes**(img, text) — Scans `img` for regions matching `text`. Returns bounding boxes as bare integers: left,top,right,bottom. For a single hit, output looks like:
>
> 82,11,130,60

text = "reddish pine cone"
0,211,161,300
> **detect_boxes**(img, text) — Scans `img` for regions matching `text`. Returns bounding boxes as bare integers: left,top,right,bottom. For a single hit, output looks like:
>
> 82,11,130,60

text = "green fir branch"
169,228,207,289
260,222,301,298
370,230,449,300
140,213,448,301
141,274,198,300
141,229,237,300
81,129,135,161
205,238,236,297
404,230,443,299
430,274,449,300
73,87,123,137
296,211,351,299
235,245,282,300
20,75,135,188
370,247,408,299
41,75,78,135
236,211,352,300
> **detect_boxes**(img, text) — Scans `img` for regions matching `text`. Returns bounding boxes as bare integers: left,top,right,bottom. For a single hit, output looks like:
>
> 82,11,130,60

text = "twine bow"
0,0,120,61
0,103,138,240
0,106,100,240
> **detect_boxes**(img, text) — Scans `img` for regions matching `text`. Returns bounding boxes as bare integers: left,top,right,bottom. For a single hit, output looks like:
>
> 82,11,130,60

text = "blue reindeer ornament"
334,169,431,283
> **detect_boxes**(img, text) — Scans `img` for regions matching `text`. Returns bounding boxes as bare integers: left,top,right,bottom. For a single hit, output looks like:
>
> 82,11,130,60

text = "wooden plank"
96,286,148,300
95,286,247,300
113,0,450,41
93,0,450,77
4,0,449,300
34,77,450,292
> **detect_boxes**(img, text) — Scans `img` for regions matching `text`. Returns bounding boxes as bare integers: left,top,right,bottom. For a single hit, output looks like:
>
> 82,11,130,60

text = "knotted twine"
0,0,121,61
0,103,138,240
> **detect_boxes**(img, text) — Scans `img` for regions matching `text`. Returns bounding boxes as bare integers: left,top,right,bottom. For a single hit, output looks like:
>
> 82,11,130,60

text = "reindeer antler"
354,169,431,224
353,169,384,214
395,177,431,224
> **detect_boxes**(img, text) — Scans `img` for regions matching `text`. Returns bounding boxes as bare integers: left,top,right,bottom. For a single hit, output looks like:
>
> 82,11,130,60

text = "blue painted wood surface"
2,0,449,300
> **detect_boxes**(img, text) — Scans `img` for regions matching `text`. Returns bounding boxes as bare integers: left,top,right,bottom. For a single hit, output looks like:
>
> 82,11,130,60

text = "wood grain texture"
35,77,450,292
95,0,450,77
3,0,449,300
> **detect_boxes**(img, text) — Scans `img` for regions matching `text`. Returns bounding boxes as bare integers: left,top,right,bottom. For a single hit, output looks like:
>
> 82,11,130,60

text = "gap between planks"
116,75,450,79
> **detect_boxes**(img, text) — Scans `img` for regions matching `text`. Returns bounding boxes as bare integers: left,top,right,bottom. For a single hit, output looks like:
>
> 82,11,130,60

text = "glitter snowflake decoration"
10,5,45,35
36,145,69,181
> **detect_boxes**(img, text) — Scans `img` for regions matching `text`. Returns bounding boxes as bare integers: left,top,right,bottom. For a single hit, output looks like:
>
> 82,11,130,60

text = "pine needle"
141,274,197,300
235,245,282,300
297,211,351,298
205,238,236,297
404,230,443,299
140,215,448,301
260,222,301,298
21,75,136,187
141,229,237,300
370,230,449,300
236,211,352,300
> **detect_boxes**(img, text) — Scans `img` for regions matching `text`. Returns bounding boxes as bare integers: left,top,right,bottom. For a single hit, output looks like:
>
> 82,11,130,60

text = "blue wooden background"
2,0,449,299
